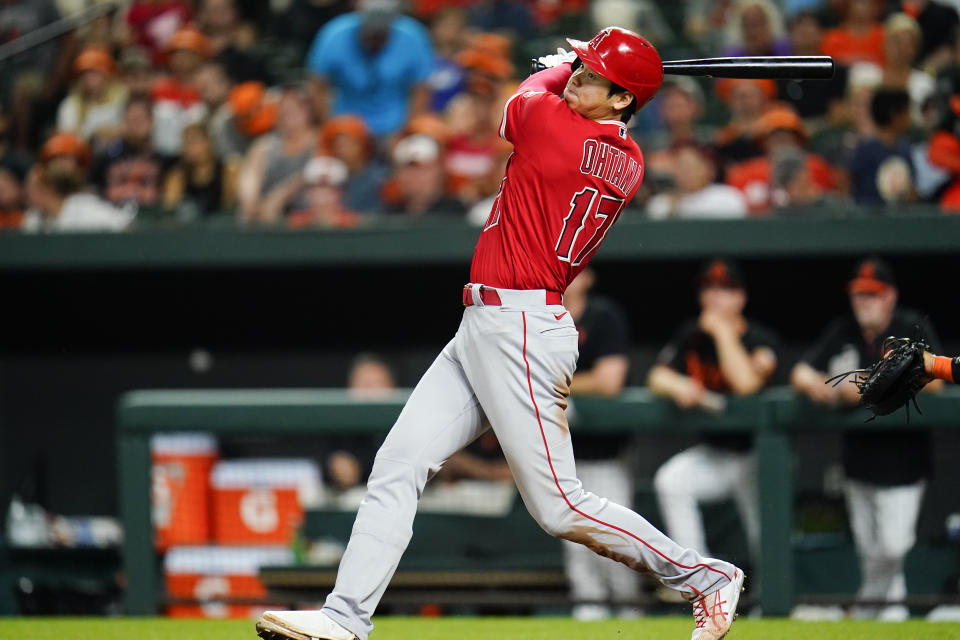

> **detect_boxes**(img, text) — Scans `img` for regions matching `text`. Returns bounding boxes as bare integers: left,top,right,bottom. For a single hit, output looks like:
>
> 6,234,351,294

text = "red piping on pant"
520,311,732,583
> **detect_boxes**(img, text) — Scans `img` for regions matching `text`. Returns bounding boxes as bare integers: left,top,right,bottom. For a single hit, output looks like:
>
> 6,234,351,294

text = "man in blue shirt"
306,0,435,139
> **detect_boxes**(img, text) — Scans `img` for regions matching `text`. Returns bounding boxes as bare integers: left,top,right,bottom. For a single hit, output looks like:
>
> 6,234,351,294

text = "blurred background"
1,0,959,625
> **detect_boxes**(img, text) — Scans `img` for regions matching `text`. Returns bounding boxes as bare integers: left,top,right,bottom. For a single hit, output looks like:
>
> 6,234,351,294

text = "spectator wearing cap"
23,132,130,232
726,107,837,214
163,123,239,221
319,115,389,215
287,156,361,229
151,26,211,155
713,78,778,166
0,162,26,229
222,81,279,159
646,144,747,220
778,11,849,123
821,0,886,67
237,85,317,224
649,259,779,576
791,257,942,621
90,95,169,210
846,88,915,206
382,134,465,217
305,0,435,139
56,47,128,148
123,0,194,66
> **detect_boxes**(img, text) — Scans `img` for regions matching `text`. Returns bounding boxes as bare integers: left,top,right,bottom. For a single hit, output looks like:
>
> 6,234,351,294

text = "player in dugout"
256,27,744,640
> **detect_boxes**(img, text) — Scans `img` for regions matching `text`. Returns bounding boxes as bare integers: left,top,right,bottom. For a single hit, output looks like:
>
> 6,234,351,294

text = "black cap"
848,256,895,294
698,258,745,290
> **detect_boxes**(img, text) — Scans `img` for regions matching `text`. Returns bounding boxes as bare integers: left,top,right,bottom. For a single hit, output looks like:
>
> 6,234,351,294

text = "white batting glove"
536,47,577,69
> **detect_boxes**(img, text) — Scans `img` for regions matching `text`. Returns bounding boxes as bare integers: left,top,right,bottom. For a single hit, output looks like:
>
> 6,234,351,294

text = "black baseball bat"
662,56,834,79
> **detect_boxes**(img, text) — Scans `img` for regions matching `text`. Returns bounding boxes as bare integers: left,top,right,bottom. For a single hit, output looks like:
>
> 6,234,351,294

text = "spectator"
907,0,960,72
305,0,435,140
319,116,389,215
23,133,130,232
770,146,838,211
152,26,211,155
286,156,361,229
123,0,194,66
927,70,960,209
268,0,351,58
821,0,886,67
0,162,25,229
117,46,156,99
791,257,942,621
726,107,837,214
237,85,317,224
0,0,70,150
162,123,239,220
808,62,884,168
193,61,238,159
427,7,469,112
648,259,778,572
846,88,914,206
197,0,272,83
646,144,748,219
723,0,790,58
713,78,778,166
882,13,936,125
222,81,279,159
588,0,675,50
560,268,640,621
467,0,535,39
778,11,850,122
56,47,128,148
382,134,465,218
90,95,169,210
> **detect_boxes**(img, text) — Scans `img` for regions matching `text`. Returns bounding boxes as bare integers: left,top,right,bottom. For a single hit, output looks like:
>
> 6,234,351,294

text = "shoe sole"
255,619,314,640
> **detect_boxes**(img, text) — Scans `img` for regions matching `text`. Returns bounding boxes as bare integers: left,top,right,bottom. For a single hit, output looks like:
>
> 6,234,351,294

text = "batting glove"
536,47,578,69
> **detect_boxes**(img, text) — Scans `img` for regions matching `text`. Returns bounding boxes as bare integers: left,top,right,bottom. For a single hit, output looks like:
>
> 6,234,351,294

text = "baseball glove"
826,336,932,421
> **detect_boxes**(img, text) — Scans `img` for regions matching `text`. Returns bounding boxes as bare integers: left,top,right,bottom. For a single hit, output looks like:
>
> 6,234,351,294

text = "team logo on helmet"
588,28,612,50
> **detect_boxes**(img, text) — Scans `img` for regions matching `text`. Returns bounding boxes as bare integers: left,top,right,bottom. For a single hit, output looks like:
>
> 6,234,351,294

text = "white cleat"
690,568,745,640
256,610,360,640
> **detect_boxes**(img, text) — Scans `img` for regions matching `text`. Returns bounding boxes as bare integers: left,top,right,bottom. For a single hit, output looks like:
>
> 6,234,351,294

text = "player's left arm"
924,351,959,384
571,355,629,396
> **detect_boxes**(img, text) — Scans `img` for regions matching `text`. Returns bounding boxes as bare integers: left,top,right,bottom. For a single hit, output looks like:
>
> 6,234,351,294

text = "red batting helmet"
566,27,663,110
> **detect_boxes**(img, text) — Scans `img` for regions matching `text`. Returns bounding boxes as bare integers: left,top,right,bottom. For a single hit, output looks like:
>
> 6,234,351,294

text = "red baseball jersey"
470,64,645,293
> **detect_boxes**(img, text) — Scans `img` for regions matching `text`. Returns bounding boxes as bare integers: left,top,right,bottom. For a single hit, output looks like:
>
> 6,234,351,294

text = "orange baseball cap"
848,257,896,294
74,47,115,76
755,107,806,139
320,115,372,157
715,78,777,104
40,132,92,167
166,27,211,57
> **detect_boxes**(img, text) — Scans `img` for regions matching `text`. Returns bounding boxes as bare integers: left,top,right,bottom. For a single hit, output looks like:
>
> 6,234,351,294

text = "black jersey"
801,308,941,485
656,319,780,451
571,296,631,461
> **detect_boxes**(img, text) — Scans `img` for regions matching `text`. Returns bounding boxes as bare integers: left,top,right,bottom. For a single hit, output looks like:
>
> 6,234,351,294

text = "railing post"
756,395,793,616
117,423,156,614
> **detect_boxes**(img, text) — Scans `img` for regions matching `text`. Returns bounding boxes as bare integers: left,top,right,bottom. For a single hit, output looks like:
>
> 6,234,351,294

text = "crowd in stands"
3,0,960,231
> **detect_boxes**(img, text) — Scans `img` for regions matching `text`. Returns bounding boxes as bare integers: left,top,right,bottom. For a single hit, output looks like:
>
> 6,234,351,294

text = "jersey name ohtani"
580,138,643,195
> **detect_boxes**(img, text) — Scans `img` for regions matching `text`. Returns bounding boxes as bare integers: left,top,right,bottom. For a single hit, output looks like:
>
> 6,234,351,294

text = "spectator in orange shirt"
713,78,778,167
821,0,887,67
726,107,837,214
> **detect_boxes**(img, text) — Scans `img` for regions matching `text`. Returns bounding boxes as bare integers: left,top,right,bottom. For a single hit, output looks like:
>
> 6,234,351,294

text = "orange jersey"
821,25,886,67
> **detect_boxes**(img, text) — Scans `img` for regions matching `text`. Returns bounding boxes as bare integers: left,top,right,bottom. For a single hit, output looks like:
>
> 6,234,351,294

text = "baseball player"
791,257,942,621
256,27,744,640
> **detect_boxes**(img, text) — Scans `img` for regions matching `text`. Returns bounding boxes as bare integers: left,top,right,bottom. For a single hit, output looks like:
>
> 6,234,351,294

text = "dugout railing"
116,386,960,617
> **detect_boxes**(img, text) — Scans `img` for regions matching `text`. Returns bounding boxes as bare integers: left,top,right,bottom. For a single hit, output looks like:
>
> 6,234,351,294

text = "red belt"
462,285,563,307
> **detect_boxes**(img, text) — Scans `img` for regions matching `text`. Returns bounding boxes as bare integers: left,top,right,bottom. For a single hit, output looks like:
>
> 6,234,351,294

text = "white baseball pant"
321,287,738,639
653,444,760,560
845,477,925,619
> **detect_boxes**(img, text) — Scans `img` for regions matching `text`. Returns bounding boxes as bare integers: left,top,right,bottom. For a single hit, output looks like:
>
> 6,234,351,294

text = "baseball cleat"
690,568,745,640
255,610,360,640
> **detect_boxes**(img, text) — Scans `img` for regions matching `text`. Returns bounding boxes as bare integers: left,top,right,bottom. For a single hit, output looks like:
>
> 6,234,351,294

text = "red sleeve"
929,131,960,174
516,63,573,95
499,65,572,145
